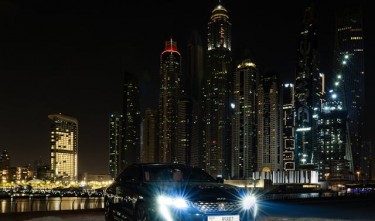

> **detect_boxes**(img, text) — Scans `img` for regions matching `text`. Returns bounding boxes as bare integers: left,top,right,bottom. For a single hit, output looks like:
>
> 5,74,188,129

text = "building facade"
232,59,258,179
282,84,295,171
109,113,123,179
334,4,365,178
122,72,141,170
187,31,205,168
294,3,322,169
159,38,182,163
141,108,158,163
49,114,78,181
205,3,232,178
257,73,283,172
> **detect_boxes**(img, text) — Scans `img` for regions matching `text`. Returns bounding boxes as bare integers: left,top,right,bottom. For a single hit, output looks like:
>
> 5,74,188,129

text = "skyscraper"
49,114,78,181
109,113,123,179
159,38,182,163
122,72,141,170
294,2,323,169
318,93,351,180
257,73,283,172
187,31,205,168
334,4,365,178
176,98,191,164
282,83,295,171
232,59,258,179
142,108,158,163
205,2,232,178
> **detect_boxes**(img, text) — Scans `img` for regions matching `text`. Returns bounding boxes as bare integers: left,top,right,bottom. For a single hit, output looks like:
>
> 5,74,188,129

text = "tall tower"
257,73,283,172
141,109,158,163
334,4,365,178
49,114,78,181
122,72,141,170
159,38,182,163
318,92,351,181
205,2,232,178
109,113,123,179
187,31,205,168
294,2,322,169
232,59,258,178
282,83,295,171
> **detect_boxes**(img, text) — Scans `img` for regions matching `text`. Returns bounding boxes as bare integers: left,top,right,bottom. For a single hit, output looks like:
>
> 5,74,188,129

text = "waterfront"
0,196,104,213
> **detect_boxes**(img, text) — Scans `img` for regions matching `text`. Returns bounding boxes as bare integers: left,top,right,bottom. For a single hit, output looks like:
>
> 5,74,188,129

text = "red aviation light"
162,38,181,55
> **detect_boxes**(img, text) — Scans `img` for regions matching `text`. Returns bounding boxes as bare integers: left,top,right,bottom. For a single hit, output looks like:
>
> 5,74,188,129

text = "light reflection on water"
0,197,104,213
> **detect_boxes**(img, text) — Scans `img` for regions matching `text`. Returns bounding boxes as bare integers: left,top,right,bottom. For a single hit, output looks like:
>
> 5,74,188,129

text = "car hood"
147,182,242,202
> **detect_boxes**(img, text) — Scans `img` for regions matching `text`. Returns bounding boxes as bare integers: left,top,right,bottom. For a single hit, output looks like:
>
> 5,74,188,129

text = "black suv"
104,163,258,221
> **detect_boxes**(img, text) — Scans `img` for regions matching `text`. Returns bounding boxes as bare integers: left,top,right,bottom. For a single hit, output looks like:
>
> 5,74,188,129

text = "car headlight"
242,195,256,210
157,195,189,209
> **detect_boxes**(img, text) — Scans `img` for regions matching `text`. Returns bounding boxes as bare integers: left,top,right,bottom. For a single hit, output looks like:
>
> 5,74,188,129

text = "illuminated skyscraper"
142,108,158,163
122,72,141,170
318,92,351,181
257,73,283,172
205,2,232,178
176,98,191,164
109,113,123,179
282,84,295,170
232,59,258,178
334,4,365,178
159,38,182,163
49,114,78,181
294,2,323,169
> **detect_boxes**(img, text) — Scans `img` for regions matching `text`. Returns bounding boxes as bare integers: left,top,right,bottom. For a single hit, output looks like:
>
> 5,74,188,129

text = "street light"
356,171,360,182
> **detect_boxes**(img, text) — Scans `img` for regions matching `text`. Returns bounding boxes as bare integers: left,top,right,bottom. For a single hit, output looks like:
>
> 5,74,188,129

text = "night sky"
0,0,373,175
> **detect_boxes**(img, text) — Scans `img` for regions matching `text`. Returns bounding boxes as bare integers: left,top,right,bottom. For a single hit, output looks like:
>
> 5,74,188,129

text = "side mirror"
216,177,224,184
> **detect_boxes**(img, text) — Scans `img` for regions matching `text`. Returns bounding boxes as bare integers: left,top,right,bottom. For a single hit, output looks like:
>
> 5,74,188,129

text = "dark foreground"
2,195,375,221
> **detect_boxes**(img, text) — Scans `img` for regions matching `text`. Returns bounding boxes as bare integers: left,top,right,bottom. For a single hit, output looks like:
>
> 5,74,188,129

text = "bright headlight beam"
158,195,188,209
242,195,256,210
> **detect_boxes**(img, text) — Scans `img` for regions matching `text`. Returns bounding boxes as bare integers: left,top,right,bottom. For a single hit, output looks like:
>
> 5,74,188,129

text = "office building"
282,84,295,170
49,114,78,181
109,113,123,179
141,108,158,163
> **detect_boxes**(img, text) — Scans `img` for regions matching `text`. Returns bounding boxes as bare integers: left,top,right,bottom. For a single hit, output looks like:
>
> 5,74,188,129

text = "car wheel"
136,203,149,221
104,199,114,221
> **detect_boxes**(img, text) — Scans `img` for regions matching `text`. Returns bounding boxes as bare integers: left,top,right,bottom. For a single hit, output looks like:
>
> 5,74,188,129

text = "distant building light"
335,82,339,86
344,55,349,59
342,60,347,65
296,127,312,132
329,90,333,93
312,114,318,119
313,107,318,111
230,103,235,109
337,75,342,79
332,94,337,99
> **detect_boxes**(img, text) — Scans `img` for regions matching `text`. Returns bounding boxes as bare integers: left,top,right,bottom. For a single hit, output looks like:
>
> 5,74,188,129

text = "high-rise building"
205,2,232,178
109,113,123,179
257,73,283,172
282,84,295,171
187,31,205,168
159,38,182,163
176,98,191,164
231,59,258,179
318,92,351,181
48,114,78,181
295,2,323,169
334,4,365,178
141,108,158,163
122,72,141,170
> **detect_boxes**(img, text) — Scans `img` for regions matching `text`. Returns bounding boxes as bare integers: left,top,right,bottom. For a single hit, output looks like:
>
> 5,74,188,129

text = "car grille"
192,201,239,213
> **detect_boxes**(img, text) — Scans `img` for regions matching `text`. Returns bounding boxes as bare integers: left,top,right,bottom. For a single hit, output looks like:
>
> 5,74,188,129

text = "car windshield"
142,165,216,183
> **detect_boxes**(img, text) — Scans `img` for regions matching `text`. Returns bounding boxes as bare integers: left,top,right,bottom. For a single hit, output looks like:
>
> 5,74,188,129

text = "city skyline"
0,0,373,175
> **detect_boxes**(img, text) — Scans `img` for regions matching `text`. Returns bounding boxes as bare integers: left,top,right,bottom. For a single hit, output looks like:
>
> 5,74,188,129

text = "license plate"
208,215,240,221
